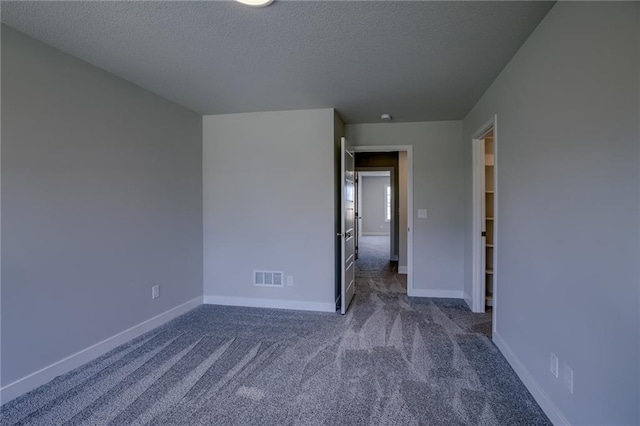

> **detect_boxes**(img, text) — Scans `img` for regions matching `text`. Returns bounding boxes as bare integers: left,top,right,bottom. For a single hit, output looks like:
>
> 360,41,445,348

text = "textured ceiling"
1,1,554,123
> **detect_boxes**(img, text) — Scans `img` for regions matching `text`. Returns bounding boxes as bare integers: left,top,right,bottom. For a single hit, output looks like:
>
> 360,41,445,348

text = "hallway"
355,236,406,294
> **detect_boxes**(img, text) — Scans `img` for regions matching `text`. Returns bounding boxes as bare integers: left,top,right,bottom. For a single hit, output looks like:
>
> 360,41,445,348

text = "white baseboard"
0,296,202,405
361,232,391,236
493,332,569,426
408,289,464,299
204,295,336,313
463,292,472,310
398,266,408,274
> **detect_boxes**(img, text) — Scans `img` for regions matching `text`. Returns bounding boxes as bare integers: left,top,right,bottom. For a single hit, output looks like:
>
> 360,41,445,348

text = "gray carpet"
1,245,550,425
355,236,393,272
356,236,407,294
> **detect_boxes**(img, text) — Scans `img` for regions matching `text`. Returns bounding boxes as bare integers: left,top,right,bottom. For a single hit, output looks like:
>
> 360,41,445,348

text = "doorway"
471,116,498,335
354,170,404,293
356,170,393,261
353,146,413,295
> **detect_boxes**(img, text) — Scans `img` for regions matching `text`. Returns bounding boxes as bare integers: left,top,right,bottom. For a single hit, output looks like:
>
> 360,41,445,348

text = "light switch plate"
417,209,427,219
550,353,558,378
562,363,574,394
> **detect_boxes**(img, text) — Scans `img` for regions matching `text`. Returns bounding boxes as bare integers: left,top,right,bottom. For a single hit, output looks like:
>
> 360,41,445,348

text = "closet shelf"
486,217,494,221
486,269,494,275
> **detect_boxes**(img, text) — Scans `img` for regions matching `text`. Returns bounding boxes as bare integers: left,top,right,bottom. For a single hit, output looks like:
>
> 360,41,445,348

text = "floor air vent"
254,270,283,287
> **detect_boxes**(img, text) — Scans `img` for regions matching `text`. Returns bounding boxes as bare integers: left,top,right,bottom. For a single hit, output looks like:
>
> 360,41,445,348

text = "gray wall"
203,109,336,310
361,176,390,235
1,26,203,386
346,121,465,295
463,3,639,424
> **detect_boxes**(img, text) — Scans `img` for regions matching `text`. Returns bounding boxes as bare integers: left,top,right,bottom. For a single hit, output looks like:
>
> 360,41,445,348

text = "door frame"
356,169,394,260
471,115,498,334
353,145,413,295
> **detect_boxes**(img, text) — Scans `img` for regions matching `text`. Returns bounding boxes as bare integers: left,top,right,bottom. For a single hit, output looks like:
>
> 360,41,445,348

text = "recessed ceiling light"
381,114,392,121
235,0,274,7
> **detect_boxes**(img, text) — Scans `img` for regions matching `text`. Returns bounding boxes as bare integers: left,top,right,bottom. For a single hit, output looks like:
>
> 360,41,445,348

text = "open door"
340,137,356,314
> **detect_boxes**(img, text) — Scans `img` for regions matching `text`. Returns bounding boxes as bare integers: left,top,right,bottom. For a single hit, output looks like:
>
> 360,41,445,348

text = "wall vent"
254,270,283,287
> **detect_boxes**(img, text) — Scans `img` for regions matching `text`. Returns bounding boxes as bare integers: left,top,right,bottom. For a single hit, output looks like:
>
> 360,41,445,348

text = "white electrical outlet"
287,276,294,286
417,209,428,219
151,284,160,299
562,363,574,394
550,353,558,378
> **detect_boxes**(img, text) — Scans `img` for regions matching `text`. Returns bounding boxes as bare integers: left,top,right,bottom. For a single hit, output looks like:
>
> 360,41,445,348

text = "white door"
340,137,356,314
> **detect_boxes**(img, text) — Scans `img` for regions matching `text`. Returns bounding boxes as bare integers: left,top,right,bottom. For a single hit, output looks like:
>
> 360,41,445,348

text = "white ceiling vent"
254,270,283,287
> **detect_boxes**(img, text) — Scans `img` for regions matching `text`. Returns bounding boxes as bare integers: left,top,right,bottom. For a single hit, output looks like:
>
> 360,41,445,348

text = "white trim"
0,21,3,409
471,115,499,337
492,119,499,334
0,296,202,405
353,145,413,298
471,137,486,313
463,292,472,310
356,166,395,261
472,116,497,140
357,173,363,238
493,332,569,426
384,184,391,222
398,266,408,274
361,232,391,236
204,295,336,313
407,289,464,299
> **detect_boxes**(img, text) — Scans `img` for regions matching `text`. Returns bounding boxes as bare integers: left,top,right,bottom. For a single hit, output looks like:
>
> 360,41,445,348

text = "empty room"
1,1,638,425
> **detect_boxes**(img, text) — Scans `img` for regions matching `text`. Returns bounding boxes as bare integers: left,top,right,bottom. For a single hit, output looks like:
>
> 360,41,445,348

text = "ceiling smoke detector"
381,114,392,121
236,0,274,7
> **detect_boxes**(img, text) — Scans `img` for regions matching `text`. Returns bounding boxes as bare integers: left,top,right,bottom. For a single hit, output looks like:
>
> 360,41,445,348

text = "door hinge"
481,231,486,237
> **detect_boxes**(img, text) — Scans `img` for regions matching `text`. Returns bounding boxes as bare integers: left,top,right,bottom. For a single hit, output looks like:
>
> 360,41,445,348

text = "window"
385,185,391,222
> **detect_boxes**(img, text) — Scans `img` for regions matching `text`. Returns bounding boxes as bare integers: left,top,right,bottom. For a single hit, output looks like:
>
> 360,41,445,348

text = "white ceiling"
1,1,554,123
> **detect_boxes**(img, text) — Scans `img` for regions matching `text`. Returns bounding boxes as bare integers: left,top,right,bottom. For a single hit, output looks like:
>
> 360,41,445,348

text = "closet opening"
471,116,498,337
